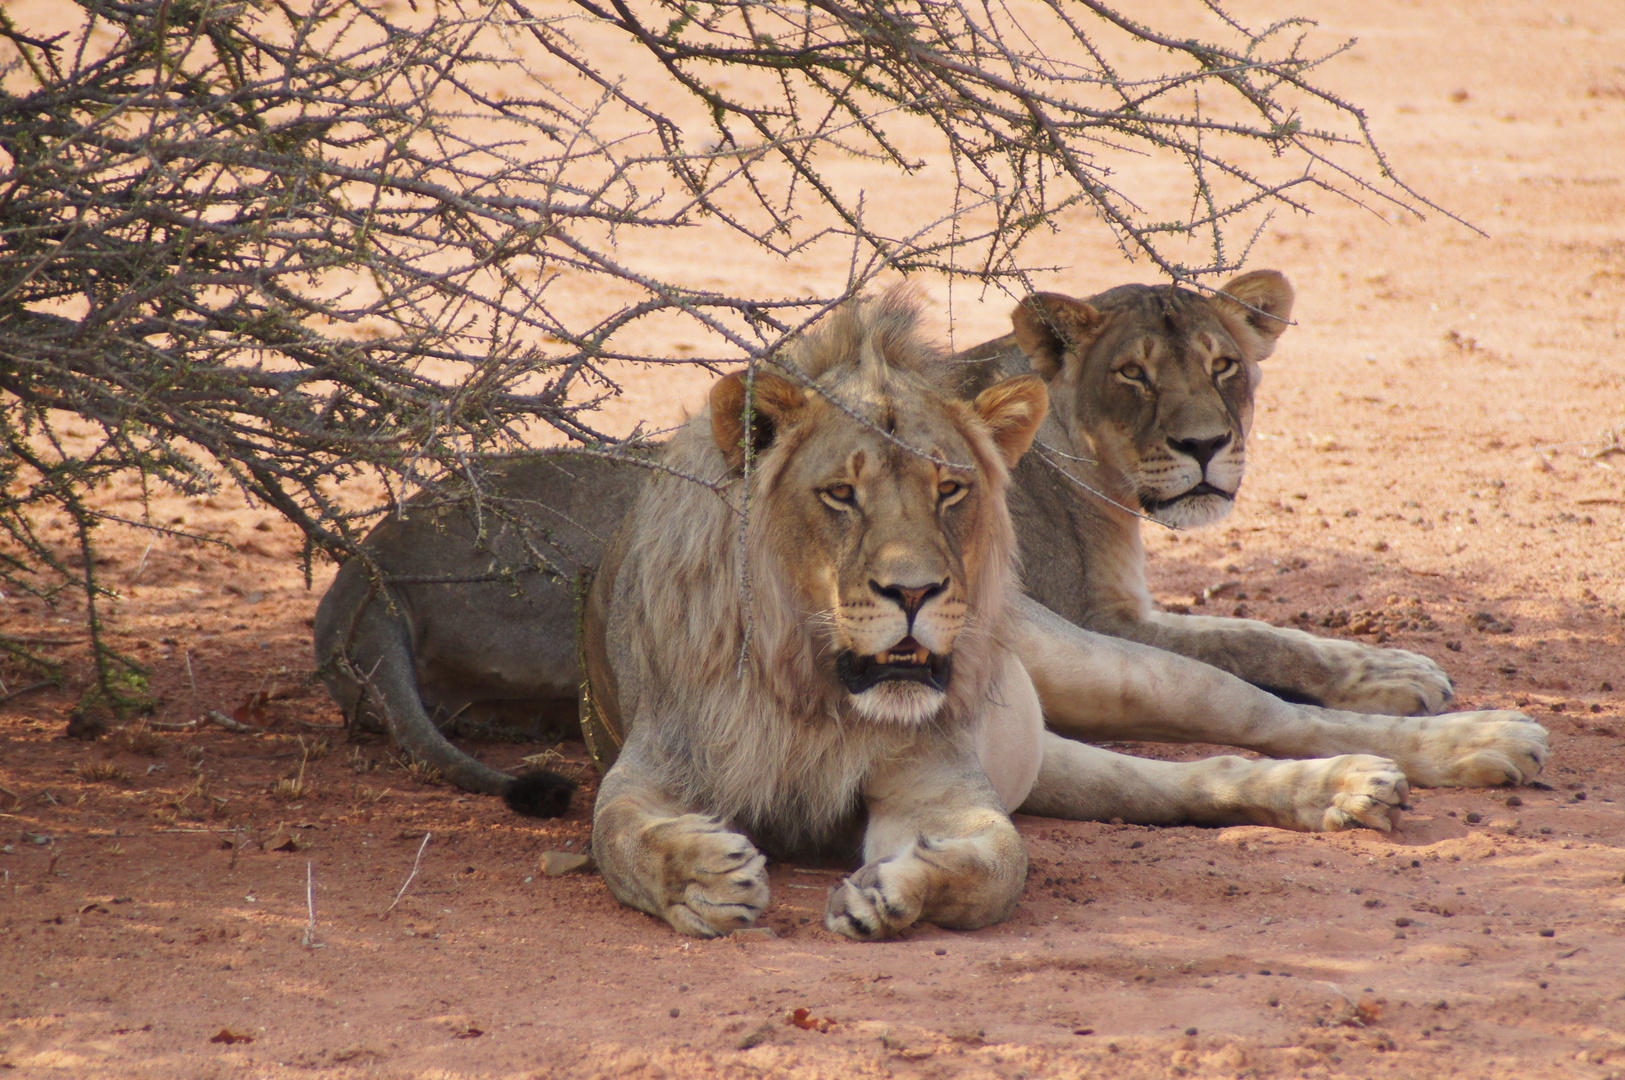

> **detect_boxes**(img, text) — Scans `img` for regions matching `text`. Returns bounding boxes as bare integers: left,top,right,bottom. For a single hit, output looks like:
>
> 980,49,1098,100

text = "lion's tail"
316,594,576,818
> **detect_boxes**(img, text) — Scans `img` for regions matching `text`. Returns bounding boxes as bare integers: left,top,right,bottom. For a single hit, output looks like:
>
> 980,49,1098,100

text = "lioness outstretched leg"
1014,597,1548,788
1105,608,1454,716
593,753,769,939
826,752,1027,940
1023,733,1408,832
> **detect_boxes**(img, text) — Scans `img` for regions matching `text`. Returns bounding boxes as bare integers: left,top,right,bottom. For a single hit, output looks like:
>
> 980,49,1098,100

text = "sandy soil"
3,1,1624,1077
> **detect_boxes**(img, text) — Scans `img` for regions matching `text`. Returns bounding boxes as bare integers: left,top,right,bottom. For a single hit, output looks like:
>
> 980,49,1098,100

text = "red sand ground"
2,1,1623,1077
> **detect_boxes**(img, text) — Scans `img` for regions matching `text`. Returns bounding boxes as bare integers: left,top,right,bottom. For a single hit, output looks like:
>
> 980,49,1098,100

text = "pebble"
540,851,593,877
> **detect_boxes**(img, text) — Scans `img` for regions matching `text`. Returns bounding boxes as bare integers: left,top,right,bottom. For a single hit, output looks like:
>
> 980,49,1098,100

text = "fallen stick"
0,680,56,705
301,861,320,948
145,719,199,731
386,832,432,914
203,710,264,735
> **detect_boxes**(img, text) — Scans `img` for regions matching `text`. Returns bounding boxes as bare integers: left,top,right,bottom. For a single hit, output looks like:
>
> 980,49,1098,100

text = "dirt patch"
3,0,1624,1076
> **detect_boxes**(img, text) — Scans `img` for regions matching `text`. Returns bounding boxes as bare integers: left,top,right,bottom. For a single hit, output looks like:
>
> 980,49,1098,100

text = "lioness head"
1013,270,1294,529
711,292,1048,726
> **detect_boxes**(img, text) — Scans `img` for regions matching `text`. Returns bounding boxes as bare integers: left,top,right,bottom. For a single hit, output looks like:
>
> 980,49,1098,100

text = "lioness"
313,275,1547,824
956,270,1455,715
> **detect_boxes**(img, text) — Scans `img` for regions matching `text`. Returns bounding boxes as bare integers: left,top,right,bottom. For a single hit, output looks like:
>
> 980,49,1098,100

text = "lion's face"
1013,271,1294,529
711,356,1047,726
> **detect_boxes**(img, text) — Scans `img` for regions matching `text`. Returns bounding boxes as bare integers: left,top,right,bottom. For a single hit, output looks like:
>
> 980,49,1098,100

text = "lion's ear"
1011,293,1106,381
972,374,1049,468
1214,270,1295,358
710,368,807,472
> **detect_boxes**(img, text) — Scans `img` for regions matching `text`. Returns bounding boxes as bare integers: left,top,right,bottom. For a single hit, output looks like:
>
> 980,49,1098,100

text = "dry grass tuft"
404,760,444,787
269,778,314,802
75,761,130,783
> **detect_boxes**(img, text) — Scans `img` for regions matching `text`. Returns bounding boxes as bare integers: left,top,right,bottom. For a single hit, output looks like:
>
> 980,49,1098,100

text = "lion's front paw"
825,858,923,941
1323,646,1453,716
1303,755,1410,833
657,816,769,938
1404,711,1549,788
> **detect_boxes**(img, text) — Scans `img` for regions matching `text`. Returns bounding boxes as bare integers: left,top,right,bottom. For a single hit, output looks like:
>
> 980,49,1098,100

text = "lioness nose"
1167,433,1231,469
869,579,948,620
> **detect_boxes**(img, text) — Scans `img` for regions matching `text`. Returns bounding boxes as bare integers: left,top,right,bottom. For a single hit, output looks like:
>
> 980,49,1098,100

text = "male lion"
313,276,1546,827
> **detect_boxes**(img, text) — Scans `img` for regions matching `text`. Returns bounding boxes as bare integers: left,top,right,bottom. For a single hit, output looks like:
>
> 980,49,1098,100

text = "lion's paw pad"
1325,647,1453,716
1315,755,1410,832
663,828,769,938
1412,711,1549,788
825,861,918,941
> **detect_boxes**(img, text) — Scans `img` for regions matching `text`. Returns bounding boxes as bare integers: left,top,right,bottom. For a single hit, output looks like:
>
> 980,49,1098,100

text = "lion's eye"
1213,357,1239,377
937,479,966,503
1118,363,1148,383
822,482,857,507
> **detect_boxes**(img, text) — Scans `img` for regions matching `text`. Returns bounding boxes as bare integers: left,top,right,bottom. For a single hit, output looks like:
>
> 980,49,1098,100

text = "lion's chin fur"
847,681,949,726
1148,490,1236,530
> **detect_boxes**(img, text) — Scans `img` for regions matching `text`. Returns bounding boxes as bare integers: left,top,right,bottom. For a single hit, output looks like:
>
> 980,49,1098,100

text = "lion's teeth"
879,647,932,666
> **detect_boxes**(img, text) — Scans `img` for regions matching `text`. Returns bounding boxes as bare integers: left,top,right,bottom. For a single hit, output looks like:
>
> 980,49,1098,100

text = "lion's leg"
972,648,1046,814
592,751,769,939
1014,596,1548,788
1103,608,1454,716
1022,733,1408,832
825,753,1026,940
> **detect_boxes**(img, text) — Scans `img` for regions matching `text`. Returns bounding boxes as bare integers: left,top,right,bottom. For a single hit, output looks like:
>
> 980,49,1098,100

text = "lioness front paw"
1322,645,1453,716
1401,711,1549,788
825,858,923,941
1307,755,1411,833
654,815,769,938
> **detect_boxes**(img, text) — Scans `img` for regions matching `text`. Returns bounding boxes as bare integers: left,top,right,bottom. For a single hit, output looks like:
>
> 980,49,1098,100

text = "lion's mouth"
1141,481,1233,514
836,637,952,695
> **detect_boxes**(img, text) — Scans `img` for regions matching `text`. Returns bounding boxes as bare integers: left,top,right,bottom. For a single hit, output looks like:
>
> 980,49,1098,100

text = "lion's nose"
1167,433,1231,470
869,579,948,621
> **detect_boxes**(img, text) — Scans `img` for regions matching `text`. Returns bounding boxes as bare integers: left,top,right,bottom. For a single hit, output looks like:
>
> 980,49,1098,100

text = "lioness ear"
1011,293,1107,381
1213,270,1295,359
710,368,807,472
973,374,1049,468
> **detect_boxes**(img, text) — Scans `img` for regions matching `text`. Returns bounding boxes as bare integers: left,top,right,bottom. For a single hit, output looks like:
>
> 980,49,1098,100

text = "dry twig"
301,862,320,948
387,832,433,914
204,710,265,736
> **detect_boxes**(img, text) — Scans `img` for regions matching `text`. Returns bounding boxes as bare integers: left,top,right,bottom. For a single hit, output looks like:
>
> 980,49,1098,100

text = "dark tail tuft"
502,770,578,818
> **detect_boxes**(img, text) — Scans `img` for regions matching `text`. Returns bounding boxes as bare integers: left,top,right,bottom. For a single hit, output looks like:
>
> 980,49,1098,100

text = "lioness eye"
1118,363,1147,383
1213,357,1238,376
823,482,856,505
937,479,964,501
